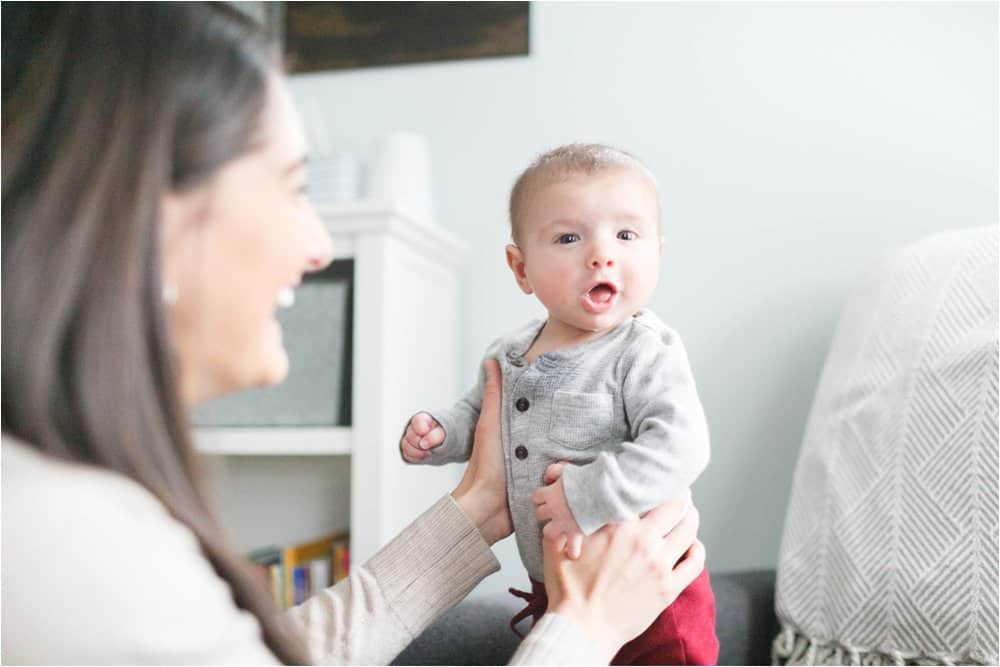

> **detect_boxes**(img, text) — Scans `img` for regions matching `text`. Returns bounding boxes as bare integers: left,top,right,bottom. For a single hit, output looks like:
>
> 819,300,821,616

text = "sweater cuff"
424,408,468,464
367,494,500,636
510,613,608,665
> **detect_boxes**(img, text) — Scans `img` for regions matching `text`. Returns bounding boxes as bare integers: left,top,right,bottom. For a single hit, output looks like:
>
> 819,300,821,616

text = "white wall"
289,2,998,597
207,455,351,551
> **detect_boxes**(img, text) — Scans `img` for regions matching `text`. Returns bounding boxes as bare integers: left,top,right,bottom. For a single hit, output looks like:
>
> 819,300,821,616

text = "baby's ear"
505,244,533,295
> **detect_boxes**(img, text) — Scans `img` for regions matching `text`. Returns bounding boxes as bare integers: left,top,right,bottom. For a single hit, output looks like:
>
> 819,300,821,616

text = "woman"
1,4,705,664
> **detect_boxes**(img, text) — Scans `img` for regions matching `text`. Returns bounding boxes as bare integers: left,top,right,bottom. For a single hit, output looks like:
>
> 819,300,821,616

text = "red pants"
509,568,719,665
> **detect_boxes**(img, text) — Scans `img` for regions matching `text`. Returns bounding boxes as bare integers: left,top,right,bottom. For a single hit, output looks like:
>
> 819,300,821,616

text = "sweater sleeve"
509,613,608,665
423,369,485,464
403,341,502,466
289,495,614,666
1,441,280,665
285,494,500,665
560,330,710,535
3,440,609,666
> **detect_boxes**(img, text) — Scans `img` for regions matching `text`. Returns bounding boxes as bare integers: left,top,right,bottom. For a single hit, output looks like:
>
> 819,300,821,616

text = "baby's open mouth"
582,282,619,313
588,282,617,304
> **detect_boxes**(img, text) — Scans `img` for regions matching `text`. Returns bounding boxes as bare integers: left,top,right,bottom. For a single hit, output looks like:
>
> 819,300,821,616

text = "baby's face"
512,168,662,334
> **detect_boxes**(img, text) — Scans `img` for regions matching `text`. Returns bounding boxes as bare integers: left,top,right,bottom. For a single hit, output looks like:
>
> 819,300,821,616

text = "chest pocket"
548,390,615,449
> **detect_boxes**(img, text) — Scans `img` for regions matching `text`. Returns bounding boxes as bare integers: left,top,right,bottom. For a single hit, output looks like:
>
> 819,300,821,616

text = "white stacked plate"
308,151,363,206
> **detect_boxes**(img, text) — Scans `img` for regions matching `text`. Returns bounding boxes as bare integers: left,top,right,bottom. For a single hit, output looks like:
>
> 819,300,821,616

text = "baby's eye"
557,233,580,244
617,230,638,241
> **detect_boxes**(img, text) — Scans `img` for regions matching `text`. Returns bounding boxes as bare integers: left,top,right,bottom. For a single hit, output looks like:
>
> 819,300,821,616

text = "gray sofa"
393,569,778,665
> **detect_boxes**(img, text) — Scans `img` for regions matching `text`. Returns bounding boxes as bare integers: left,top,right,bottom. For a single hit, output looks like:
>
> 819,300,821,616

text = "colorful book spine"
247,545,283,607
278,531,350,608
248,532,349,609
332,544,350,584
268,564,283,608
293,565,310,606
310,558,330,595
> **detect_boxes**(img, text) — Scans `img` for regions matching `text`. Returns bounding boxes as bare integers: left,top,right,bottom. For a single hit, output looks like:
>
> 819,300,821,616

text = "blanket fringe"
771,623,993,666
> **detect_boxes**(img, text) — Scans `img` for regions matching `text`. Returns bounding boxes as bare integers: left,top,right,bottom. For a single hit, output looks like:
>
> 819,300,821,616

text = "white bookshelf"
196,427,352,456
197,200,466,565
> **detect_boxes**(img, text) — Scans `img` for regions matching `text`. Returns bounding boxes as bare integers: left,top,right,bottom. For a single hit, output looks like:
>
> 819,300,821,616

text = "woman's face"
161,76,334,405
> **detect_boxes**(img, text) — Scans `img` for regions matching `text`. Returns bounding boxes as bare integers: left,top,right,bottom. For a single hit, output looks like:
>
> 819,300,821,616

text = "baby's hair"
508,142,660,243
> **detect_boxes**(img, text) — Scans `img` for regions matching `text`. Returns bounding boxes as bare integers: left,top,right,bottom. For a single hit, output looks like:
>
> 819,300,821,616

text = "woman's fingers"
464,359,504,478
567,533,583,560
469,359,506,485
639,492,692,538
476,360,503,431
658,506,700,567
537,491,707,661
542,521,568,554
450,359,513,545
669,540,706,592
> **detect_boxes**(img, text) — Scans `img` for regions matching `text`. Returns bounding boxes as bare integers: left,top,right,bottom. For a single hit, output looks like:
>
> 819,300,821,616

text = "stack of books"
247,531,350,609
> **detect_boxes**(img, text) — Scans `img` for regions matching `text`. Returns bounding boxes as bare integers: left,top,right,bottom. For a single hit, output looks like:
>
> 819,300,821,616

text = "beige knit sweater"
1,437,600,664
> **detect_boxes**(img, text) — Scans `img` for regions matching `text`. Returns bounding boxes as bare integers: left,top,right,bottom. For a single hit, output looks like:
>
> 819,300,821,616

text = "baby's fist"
400,412,445,463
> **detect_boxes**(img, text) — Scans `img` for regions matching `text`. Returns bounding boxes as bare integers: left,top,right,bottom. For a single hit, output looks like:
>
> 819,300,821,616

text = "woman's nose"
304,206,335,273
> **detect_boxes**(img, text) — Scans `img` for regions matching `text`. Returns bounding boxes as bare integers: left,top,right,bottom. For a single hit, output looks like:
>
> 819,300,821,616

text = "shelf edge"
194,427,352,456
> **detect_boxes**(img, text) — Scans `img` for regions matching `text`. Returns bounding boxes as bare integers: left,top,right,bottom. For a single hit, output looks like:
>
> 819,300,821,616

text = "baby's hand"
400,412,445,463
531,462,585,560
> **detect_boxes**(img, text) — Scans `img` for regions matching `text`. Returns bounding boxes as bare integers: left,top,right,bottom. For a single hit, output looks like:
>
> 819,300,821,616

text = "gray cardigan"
411,309,710,582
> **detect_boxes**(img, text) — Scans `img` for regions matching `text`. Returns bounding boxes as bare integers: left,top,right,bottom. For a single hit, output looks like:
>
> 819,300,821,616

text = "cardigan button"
514,445,528,460
515,397,530,412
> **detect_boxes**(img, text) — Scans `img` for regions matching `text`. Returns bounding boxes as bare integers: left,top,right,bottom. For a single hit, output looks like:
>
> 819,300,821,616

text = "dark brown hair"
2,3,309,663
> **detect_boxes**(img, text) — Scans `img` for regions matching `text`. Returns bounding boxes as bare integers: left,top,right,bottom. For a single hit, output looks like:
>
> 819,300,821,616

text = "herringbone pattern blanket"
774,227,998,665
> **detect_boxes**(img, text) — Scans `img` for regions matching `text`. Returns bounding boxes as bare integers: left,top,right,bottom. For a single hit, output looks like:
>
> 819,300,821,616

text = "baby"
399,144,718,665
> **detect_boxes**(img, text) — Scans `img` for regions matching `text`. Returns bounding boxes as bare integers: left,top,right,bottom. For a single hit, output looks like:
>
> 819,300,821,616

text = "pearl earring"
162,282,179,305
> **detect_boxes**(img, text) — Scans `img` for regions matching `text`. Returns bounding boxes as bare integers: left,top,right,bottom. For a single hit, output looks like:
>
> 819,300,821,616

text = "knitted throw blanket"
773,227,999,666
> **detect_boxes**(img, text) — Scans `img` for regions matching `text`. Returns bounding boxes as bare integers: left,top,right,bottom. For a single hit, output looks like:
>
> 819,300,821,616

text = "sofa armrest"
392,569,778,665
712,569,778,665
392,592,523,666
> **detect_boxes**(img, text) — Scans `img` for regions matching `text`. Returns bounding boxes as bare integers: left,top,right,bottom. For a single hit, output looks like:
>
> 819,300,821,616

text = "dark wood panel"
283,2,530,73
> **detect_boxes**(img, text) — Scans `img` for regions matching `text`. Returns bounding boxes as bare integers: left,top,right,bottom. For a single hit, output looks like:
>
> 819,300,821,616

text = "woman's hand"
542,496,705,661
451,360,513,545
